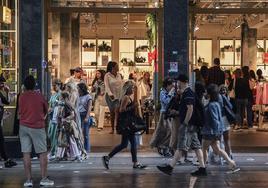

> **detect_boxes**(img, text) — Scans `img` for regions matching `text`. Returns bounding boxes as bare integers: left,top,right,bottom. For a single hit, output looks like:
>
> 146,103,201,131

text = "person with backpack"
157,74,207,176
78,83,92,153
102,81,146,169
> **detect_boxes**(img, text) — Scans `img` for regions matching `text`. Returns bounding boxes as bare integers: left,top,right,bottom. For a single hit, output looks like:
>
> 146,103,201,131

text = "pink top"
19,90,48,129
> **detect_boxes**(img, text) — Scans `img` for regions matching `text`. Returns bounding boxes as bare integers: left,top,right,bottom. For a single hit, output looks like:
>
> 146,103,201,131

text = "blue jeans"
80,113,91,153
108,133,137,163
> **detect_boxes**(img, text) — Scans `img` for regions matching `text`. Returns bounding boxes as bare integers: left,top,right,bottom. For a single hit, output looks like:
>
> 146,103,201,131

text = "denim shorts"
202,134,221,141
177,124,201,151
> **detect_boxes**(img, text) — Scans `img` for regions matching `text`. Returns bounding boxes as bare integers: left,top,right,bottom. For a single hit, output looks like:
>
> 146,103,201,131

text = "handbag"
116,114,147,135
128,115,147,134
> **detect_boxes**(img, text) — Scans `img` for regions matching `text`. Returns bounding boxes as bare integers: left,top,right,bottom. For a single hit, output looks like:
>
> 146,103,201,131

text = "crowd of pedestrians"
1,57,267,186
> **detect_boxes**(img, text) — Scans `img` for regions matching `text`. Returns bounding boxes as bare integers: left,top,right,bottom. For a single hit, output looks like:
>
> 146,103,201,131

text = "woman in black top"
234,67,251,129
102,81,146,169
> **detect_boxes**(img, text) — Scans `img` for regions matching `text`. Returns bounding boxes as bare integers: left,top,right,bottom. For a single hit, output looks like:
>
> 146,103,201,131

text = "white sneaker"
40,177,54,186
23,180,33,187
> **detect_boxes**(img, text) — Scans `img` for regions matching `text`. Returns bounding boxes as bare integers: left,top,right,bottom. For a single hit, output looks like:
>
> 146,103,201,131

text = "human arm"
104,74,114,98
84,99,92,123
183,105,193,125
160,90,173,106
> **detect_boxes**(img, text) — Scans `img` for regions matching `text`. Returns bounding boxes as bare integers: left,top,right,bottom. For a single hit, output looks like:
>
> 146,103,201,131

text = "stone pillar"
60,13,72,80
71,13,80,68
241,22,257,70
20,0,42,88
248,29,257,71
164,0,189,78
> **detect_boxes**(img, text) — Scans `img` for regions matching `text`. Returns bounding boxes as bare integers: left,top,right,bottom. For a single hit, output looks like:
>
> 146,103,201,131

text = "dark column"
20,0,43,88
164,0,189,78
71,14,80,68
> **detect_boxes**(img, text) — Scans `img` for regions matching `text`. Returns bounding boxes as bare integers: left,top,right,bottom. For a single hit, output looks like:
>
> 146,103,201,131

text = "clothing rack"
255,81,268,131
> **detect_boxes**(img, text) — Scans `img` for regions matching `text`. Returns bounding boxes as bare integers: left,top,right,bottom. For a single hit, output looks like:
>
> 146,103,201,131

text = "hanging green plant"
146,13,157,51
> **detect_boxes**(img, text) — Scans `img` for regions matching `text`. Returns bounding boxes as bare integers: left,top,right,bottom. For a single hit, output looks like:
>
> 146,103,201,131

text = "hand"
84,117,89,123
183,122,188,126
110,95,115,100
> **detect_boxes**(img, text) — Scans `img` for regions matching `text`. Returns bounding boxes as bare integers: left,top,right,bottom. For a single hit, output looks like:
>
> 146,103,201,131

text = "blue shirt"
179,87,195,124
160,88,173,112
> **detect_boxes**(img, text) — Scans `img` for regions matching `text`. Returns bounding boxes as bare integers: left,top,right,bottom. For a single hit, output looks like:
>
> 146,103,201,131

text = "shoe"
4,159,17,168
184,158,192,163
23,179,33,187
227,161,240,174
191,167,208,176
157,164,173,175
102,156,109,169
72,156,82,162
133,163,147,169
40,177,54,186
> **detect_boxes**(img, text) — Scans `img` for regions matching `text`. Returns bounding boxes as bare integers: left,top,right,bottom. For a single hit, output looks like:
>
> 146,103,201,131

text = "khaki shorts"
177,124,201,151
19,125,47,154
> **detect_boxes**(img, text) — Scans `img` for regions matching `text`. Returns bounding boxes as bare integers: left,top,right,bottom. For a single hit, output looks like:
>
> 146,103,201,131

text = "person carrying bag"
102,81,147,170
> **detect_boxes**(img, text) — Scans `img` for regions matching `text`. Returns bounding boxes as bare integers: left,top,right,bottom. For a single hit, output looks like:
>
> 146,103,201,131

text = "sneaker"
4,159,17,168
102,156,109,169
40,177,54,186
191,167,208,176
133,163,147,169
23,179,33,187
157,164,173,175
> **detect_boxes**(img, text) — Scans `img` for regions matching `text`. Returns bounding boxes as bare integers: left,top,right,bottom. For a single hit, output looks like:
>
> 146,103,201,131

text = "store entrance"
189,2,268,137
47,3,162,150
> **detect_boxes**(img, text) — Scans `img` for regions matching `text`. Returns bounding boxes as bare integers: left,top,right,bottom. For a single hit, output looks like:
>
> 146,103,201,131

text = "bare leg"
202,140,211,164
211,141,235,167
39,152,48,179
23,153,32,180
223,130,231,157
170,150,183,167
195,149,205,168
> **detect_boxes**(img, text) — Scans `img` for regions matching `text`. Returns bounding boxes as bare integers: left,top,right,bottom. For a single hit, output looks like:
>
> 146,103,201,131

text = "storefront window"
196,40,212,67
1,0,18,136
220,40,234,66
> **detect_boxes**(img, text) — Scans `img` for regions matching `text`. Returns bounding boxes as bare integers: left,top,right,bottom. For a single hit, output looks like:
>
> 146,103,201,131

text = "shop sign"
264,53,268,64
169,62,178,73
0,6,11,24
29,68,37,79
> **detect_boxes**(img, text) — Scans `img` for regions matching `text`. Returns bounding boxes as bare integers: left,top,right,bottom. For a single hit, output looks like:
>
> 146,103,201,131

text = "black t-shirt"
179,87,195,124
235,78,251,99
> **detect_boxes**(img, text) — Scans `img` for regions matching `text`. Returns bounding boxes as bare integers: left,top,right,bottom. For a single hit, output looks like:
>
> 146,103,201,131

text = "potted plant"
83,42,96,52
135,56,146,63
121,58,135,66
135,45,149,52
98,41,112,52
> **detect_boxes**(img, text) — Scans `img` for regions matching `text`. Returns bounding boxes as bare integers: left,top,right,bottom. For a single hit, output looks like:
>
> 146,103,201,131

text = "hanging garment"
263,83,268,105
